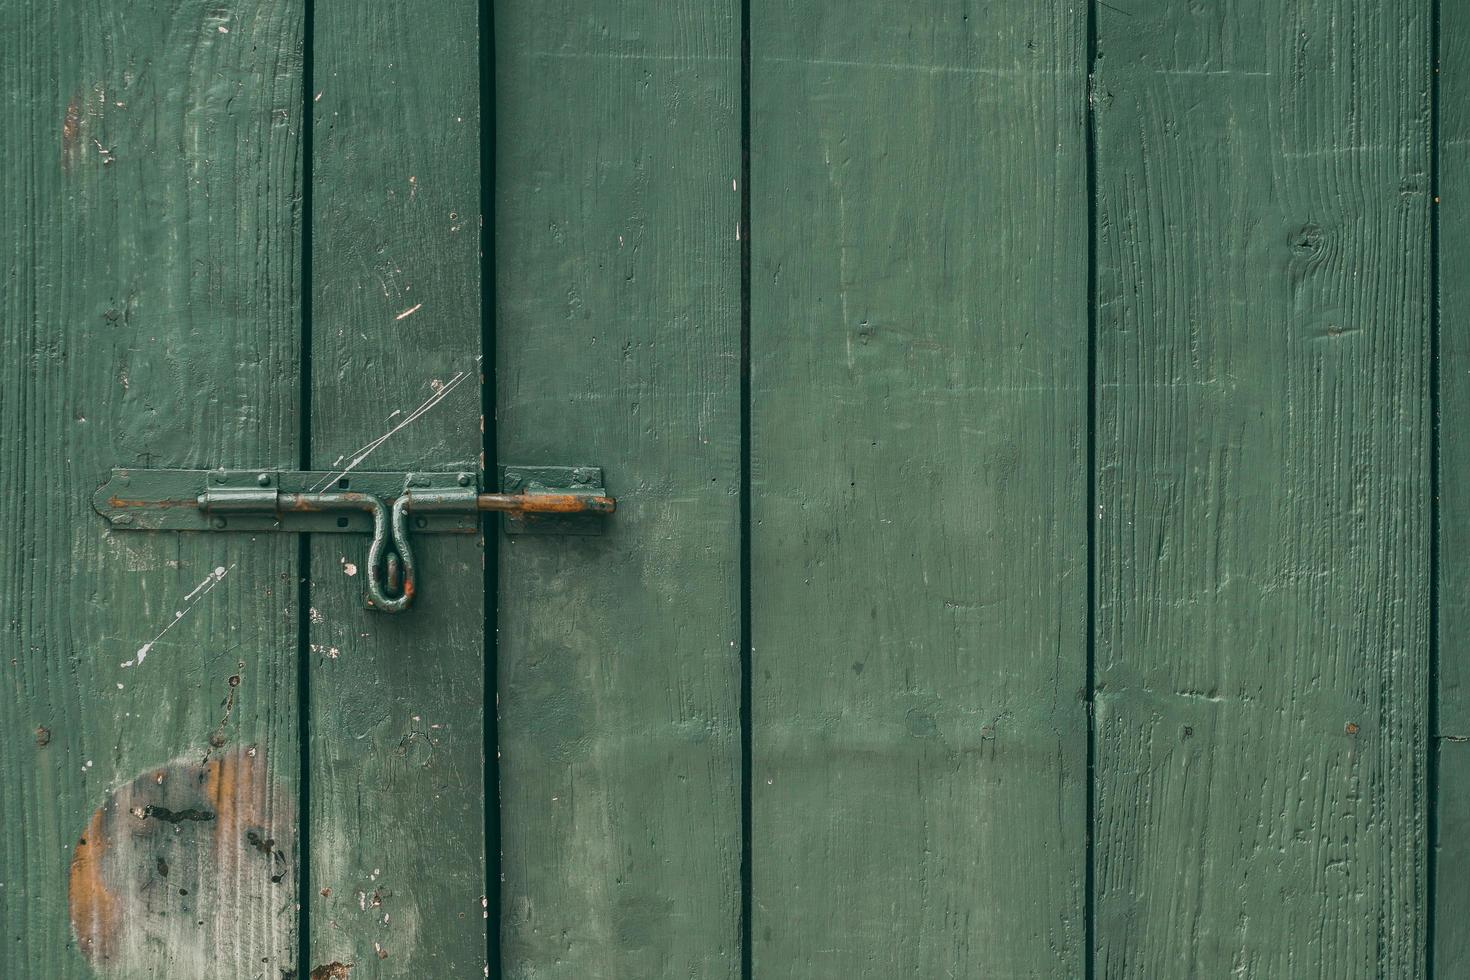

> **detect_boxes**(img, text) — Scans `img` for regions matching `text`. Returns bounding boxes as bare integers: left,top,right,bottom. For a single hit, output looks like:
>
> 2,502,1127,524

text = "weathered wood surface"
0,0,303,976
494,1,744,976
1,2,1459,976
749,4,1089,975
1092,3,1431,976
1436,744,1470,971
307,1,488,976
1437,2,1470,973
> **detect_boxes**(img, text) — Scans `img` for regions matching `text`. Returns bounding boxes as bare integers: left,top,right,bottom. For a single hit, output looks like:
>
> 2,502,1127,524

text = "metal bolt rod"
474,492,615,515
195,483,616,613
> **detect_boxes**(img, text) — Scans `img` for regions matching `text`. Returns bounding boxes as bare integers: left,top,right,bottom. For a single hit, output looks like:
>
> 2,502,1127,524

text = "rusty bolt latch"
94,468,615,613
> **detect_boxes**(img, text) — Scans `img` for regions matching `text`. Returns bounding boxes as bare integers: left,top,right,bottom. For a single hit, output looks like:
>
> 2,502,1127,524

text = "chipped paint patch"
68,746,294,975
61,91,83,174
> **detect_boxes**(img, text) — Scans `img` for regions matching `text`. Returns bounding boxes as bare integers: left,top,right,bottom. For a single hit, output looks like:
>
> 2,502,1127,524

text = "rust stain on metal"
476,492,617,514
310,963,353,980
105,496,199,510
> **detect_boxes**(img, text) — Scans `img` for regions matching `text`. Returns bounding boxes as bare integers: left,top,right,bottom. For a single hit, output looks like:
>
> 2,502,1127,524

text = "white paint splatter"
341,558,358,577
395,303,423,321
122,565,233,668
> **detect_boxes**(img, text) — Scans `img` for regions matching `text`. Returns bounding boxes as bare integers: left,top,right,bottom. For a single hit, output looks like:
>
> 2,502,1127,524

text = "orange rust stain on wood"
66,745,293,972
69,807,122,964
203,745,280,882
310,963,353,980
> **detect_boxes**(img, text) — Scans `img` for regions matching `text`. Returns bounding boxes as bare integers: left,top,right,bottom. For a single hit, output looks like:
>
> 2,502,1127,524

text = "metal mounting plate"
94,469,478,535
500,465,609,536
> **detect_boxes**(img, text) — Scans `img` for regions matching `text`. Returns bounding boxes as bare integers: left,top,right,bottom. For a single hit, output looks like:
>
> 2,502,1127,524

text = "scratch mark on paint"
309,371,471,491
122,565,233,668
395,303,423,321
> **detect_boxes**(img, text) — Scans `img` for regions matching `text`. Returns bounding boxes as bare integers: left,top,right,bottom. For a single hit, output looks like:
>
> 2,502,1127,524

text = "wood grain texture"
1436,1,1470,972
1439,0,1470,741
0,0,303,976
1434,743,1470,971
749,3,1088,975
494,2,743,976
1092,3,1431,976
307,2,487,976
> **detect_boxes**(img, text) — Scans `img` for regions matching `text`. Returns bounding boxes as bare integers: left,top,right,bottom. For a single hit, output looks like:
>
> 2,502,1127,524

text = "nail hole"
338,478,350,489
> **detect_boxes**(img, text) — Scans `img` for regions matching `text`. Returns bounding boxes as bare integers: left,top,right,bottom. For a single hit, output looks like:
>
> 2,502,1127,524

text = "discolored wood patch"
69,746,295,975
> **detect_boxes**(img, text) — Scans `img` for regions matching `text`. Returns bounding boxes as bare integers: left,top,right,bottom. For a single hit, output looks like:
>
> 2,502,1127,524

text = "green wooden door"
1,1,1463,978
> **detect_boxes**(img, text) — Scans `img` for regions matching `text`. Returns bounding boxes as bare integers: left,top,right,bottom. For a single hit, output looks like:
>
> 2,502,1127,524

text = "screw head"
457,472,472,486
256,472,271,486
212,517,227,529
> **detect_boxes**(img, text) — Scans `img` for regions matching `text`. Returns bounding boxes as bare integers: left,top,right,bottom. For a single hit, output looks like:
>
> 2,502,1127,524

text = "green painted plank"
1439,0,1470,739
1435,742,1470,970
749,5,1088,975
1092,4,1431,976
1436,2,1470,972
1439,0,1470,740
306,2,486,976
494,2,743,976
0,1,303,977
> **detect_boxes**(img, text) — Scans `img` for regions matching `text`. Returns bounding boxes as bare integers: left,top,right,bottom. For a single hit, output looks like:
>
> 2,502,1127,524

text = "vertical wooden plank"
749,4,1088,975
1436,0,1470,972
1434,745,1470,969
494,2,743,976
307,2,486,976
1,1,302,977
1093,3,1430,976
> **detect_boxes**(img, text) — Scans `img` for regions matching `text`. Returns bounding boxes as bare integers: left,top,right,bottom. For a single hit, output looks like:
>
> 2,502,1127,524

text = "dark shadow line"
1084,2,1100,978
296,0,315,971
480,0,503,976
739,0,754,976
1428,0,1442,974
